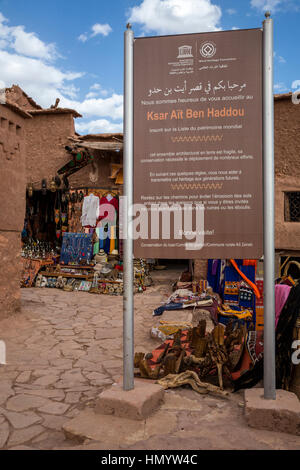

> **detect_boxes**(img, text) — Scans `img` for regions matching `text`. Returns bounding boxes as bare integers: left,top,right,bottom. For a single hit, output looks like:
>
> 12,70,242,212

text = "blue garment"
97,227,104,250
223,264,256,323
207,259,222,293
153,302,184,317
104,226,111,254
21,228,27,239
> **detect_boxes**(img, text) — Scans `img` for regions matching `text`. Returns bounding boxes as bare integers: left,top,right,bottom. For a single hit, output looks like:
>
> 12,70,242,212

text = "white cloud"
0,50,83,107
85,91,99,99
11,26,57,61
0,39,8,48
86,83,110,98
75,118,123,134
274,51,286,64
274,82,288,93
227,9,237,15
91,23,112,37
0,12,122,135
61,94,123,120
78,33,88,43
292,80,300,89
128,0,222,35
90,83,101,90
250,0,284,12
78,23,112,42
0,14,57,61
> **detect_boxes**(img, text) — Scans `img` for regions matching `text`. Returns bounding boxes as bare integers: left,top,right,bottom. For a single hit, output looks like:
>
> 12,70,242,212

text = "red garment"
98,196,119,222
243,259,257,270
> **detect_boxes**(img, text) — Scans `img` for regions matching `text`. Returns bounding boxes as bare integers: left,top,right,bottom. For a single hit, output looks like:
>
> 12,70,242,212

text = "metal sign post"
123,24,134,391
123,15,275,396
263,12,276,400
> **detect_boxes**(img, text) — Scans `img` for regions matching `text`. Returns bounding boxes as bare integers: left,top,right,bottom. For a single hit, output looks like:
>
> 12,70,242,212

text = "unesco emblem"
200,41,216,58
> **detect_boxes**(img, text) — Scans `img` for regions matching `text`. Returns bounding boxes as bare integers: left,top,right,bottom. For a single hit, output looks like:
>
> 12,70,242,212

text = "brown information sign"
133,29,263,259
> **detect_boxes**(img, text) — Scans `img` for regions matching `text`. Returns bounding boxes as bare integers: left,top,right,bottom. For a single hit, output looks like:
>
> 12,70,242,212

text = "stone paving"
0,268,181,449
0,267,300,450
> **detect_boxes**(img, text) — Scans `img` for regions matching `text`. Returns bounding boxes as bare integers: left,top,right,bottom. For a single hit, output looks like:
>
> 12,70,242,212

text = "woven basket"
283,260,300,278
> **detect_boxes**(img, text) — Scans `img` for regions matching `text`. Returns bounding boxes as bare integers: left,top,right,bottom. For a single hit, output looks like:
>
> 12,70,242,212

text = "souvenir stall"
21,134,152,294
21,181,62,287
142,257,300,396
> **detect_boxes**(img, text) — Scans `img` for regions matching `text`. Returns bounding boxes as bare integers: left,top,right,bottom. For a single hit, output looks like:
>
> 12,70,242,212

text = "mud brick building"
195,93,300,280
0,96,31,315
0,85,123,319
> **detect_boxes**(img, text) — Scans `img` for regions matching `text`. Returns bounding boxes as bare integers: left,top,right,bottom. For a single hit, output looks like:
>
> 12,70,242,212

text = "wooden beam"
68,138,123,151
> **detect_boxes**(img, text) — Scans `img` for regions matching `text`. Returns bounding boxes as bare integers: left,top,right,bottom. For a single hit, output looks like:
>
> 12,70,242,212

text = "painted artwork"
60,233,93,265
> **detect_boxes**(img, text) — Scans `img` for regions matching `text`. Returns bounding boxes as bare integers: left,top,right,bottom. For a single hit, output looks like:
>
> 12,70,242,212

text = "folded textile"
167,289,194,303
158,322,193,336
153,302,183,316
153,299,213,317
199,298,219,325
218,306,253,320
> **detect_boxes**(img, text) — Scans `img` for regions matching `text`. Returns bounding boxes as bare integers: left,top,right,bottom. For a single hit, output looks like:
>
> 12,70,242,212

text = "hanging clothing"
207,259,225,294
110,225,117,253
233,283,300,392
243,259,258,270
275,284,292,328
97,195,118,253
104,225,111,254
230,259,260,299
98,195,119,223
96,227,104,250
81,194,100,227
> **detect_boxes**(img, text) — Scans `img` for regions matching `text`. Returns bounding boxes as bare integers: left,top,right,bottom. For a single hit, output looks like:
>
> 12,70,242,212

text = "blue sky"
0,0,298,134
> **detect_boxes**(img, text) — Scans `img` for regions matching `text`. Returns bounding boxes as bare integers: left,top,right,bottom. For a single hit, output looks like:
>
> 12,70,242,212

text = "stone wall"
0,105,27,318
193,97,300,275
275,98,300,178
275,175,300,251
25,113,75,186
0,232,22,316
193,260,208,280
25,114,122,192
275,98,300,251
